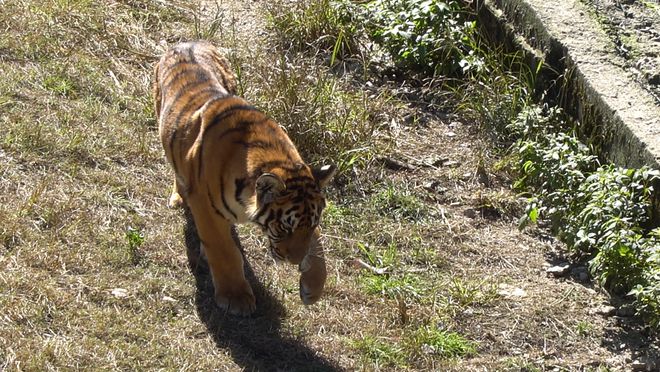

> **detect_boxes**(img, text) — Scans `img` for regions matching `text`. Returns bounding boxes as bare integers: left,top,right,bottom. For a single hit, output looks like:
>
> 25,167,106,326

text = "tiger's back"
153,41,335,315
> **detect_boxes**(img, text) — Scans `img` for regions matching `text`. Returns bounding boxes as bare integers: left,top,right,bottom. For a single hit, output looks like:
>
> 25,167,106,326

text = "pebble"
592,305,616,316
497,283,527,298
546,263,570,276
631,360,647,371
111,288,128,298
616,304,636,317
463,208,477,218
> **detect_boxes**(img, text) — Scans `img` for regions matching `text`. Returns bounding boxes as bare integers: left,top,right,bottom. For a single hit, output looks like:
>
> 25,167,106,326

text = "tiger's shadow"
182,208,340,371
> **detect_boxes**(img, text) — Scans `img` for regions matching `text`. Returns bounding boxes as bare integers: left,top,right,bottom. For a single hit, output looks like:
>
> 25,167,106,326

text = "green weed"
409,325,477,358
361,0,480,76
361,272,424,300
447,277,497,308
126,227,145,265
352,335,407,368
576,320,594,337
371,183,430,222
265,0,360,61
192,1,225,40
356,240,428,300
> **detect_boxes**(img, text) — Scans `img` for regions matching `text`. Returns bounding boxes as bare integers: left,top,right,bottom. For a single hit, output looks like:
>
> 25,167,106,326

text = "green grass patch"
409,324,477,358
371,183,431,222
352,325,477,368
265,0,360,62
360,272,425,300
352,335,407,368
446,277,498,308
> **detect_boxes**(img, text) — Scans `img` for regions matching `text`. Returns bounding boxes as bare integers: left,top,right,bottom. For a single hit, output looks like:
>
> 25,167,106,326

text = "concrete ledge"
476,0,660,170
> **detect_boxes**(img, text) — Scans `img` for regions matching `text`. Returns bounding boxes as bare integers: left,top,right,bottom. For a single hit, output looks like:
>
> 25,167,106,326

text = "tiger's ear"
256,173,286,205
312,164,336,188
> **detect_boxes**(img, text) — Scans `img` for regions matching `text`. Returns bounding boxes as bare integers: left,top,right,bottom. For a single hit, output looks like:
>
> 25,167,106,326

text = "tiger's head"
252,164,336,266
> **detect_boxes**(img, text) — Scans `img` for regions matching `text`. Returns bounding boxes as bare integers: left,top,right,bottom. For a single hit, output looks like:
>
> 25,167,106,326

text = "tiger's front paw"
214,282,256,316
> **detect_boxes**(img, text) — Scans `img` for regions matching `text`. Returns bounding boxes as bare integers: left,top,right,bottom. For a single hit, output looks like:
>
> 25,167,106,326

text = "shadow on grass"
182,209,341,371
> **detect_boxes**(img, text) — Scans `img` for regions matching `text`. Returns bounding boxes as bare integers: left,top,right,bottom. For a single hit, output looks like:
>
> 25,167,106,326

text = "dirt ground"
581,0,660,104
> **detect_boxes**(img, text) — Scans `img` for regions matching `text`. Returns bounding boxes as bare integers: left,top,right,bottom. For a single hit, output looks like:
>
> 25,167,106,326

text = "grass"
239,55,390,172
409,325,477,358
352,335,407,368
1,0,653,370
265,0,360,60
371,183,432,222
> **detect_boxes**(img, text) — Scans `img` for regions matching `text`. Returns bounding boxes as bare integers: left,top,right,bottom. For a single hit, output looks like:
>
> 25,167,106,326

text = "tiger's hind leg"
168,178,185,208
187,193,256,316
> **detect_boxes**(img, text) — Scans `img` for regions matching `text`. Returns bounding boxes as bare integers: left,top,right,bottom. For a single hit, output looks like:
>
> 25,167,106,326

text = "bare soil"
582,0,660,104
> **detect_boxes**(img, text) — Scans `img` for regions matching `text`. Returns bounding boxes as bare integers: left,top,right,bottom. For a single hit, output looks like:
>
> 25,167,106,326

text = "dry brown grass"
1,0,657,371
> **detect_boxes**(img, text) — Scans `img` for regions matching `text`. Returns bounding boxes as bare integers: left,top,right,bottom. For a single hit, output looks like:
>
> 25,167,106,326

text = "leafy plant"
512,105,660,324
362,0,480,75
126,227,145,265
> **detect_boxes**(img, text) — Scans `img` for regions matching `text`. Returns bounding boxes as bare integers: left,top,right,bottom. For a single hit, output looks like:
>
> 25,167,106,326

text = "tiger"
152,41,335,316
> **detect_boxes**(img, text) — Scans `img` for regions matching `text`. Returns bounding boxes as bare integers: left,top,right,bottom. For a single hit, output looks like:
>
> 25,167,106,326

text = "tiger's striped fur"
153,41,335,315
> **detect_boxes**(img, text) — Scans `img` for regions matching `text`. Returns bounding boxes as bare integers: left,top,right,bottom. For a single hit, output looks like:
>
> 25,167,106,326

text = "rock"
631,360,647,371
497,283,527,298
616,304,636,317
423,155,449,167
577,271,589,282
546,264,570,276
379,156,414,171
424,180,447,194
591,305,616,316
571,266,590,282
463,208,477,219
111,288,128,298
